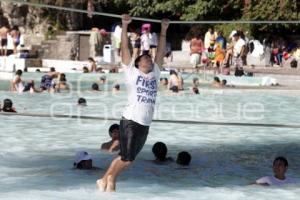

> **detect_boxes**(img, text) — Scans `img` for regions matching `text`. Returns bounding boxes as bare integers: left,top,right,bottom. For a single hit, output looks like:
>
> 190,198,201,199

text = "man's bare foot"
106,175,116,192
96,179,107,192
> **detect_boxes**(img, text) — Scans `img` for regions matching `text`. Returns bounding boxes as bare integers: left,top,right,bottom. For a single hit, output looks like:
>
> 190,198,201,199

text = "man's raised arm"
155,19,169,68
121,14,132,66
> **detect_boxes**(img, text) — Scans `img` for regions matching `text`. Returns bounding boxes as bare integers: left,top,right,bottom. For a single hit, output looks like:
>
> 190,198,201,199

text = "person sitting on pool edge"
88,57,97,73
176,151,191,167
11,69,40,93
101,124,120,152
152,142,173,164
1,99,17,113
254,156,296,186
74,151,100,170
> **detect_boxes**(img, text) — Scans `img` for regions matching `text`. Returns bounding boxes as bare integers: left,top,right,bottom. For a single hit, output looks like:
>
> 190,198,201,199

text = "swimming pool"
0,73,300,200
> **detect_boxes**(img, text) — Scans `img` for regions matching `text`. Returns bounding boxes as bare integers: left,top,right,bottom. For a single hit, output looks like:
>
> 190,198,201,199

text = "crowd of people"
189,28,250,76
10,64,233,96
9,67,123,94
189,27,299,76
111,19,173,65
72,121,296,188
1,14,298,193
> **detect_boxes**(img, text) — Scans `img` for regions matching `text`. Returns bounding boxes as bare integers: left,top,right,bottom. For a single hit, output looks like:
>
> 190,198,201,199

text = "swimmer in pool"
77,98,87,106
212,76,222,88
101,124,120,152
11,70,41,93
1,99,17,113
254,156,296,186
40,67,60,92
74,151,100,170
112,84,120,93
176,151,192,167
152,142,173,164
91,83,100,92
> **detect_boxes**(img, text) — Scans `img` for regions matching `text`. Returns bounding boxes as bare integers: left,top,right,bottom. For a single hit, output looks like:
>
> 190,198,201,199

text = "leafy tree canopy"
25,0,300,36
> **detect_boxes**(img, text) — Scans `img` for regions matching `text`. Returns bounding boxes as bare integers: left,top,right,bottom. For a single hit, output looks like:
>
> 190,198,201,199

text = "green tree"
243,0,300,35
24,0,300,37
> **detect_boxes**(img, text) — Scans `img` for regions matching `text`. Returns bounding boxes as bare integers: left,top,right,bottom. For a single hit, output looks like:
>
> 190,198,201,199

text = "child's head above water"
176,151,191,166
273,156,288,177
152,142,168,161
108,124,120,139
77,97,87,106
74,151,93,170
2,99,15,112
92,83,99,91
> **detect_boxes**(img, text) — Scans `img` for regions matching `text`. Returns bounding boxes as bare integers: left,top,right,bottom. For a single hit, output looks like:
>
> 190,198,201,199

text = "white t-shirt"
234,38,246,57
256,176,296,186
122,61,160,126
113,25,122,40
149,33,158,46
141,33,151,51
204,31,216,49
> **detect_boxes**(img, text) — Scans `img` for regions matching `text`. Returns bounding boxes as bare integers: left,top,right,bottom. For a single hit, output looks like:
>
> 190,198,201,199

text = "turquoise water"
0,73,300,199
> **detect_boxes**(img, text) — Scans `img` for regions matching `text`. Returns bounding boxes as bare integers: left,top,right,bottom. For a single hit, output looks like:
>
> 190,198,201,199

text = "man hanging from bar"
96,14,169,192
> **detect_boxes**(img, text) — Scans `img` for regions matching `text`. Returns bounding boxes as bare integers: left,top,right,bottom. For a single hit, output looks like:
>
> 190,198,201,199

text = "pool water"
0,73,300,200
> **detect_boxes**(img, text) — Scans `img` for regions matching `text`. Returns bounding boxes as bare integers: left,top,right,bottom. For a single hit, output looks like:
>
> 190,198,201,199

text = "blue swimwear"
40,75,53,90
14,35,20,46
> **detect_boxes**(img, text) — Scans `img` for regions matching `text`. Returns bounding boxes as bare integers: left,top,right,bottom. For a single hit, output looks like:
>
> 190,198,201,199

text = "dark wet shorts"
134,43,141,48
134,38,141,48
142,50,150,56
23,82,33,92
1,38,7,46
119,118,149,161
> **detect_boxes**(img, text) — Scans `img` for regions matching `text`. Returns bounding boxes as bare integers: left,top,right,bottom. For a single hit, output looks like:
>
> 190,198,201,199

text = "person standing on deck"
10,26,21,54
96,14,169,192
0,23,10,56
190,33,203,68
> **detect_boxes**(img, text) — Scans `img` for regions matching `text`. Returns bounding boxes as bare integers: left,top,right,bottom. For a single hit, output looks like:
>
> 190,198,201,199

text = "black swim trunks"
119,117,149,161
1,38,7,46
134,38,141,48
142,50,150,56
23,82,33,92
